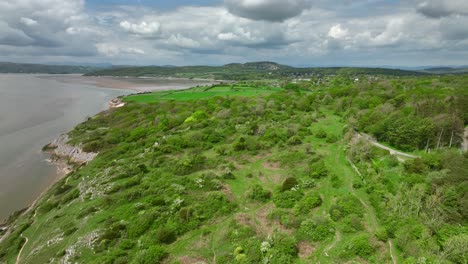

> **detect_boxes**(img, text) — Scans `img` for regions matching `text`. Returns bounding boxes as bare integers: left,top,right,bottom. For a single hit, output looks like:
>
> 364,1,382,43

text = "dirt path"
357,133,418,161
346,154,397,263
15,233,29,264
462,127,468,152
324,231,341,257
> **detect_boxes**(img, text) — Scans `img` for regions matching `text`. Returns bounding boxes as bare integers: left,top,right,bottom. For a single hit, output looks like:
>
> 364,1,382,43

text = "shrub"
341,214,364,233
330,174,343,188
273,190,304,208
132,245,167,264
287,135,302,145
248,184,271,202
375,227,388,241
326,134,339,143
309,160,328,179
404,158,428,174
329,195,363,221
296,218,334,242
345,234,375,259
315,129,327,139
294,193,322,214
281,177,299,192
155,227,176,244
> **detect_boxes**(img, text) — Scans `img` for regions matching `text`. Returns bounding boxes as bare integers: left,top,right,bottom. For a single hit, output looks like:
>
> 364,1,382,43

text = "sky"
0,0,467,67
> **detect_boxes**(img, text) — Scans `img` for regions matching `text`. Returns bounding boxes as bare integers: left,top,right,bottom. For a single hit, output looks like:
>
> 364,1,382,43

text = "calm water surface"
0,74,130,221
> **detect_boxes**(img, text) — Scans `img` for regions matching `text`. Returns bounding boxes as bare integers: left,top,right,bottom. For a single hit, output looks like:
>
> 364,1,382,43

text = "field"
124,84,284,102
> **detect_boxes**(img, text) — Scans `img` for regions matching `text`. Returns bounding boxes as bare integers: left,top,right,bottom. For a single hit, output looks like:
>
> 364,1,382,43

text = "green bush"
248,184,271,202
294,193,322,214
315,129,327,139
309,160,328,179
281,177,299,192
132,245,167,264
273,190,303,208
345,234,375,259
155,227,176,244
296,218,334,242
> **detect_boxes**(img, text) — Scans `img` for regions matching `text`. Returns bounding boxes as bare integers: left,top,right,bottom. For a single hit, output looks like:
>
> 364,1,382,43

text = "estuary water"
0,74,130,221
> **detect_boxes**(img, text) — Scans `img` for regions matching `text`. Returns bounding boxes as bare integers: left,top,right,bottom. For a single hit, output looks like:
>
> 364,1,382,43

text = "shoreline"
0,74,218,227
0,96,118,233
38,74,220,93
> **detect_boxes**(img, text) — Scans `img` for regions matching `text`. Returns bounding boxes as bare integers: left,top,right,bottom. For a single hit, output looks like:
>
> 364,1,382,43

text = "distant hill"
421,67,468,74
85,61,428,80
0,62,106,74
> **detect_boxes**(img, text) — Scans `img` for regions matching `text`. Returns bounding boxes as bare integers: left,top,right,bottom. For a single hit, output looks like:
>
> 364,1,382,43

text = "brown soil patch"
262,161,281,170
221,184,236,201
298,241,315,258
235,204,292,236
178,256,208,264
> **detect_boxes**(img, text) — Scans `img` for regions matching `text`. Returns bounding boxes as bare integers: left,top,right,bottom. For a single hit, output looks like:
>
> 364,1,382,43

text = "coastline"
0,96,121,235
38,74,219,93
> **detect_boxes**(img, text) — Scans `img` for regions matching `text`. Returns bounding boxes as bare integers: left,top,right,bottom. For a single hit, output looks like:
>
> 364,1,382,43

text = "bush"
294,193,322,214
155,227,176,244
287,135,302,145
404,158,428,174
309,160,328,179
345,234,375,259
315,129,327,139
329,195,363,221
281,177,299,192
273,190,303,208
326,134,339,143
375,227,388,241
248,184,271,202
132,245,167,264
297,218,334,242
330,174,343,188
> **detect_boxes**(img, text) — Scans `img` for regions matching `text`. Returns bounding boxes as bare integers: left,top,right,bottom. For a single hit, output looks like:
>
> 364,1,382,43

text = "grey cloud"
417,0,468,18
225,0,312,22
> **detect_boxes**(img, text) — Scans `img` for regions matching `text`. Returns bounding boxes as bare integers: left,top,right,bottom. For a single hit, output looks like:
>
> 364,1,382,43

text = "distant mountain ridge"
85,61,430,80
0,62,106,74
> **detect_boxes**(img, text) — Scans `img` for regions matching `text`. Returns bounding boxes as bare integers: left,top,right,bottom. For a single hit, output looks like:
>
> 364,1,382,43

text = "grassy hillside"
0,75,466,264
85,62,428,80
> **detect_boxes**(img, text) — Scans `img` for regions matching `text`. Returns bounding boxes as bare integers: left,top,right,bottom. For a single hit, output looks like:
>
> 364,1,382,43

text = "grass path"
15,234,28,264
345,151,398,264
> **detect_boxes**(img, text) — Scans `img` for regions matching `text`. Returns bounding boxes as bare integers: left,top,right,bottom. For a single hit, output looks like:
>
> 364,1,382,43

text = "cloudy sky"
0,0,467,67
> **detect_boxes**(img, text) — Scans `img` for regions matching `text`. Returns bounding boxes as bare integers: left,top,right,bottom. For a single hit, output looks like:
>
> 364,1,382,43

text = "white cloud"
96,43,144,57
328,24,348,39
120,20,161,37
20,17,38,26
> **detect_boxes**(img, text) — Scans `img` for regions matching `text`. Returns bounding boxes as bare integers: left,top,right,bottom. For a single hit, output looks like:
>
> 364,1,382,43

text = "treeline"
85,61,428,80
329,75,468,151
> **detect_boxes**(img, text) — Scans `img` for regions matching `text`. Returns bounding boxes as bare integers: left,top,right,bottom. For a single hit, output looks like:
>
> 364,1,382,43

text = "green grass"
124,85,283,102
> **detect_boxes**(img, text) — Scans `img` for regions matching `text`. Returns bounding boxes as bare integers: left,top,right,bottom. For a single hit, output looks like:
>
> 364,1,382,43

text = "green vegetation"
125,84,284,102
1,73,467,263
86,61,429,80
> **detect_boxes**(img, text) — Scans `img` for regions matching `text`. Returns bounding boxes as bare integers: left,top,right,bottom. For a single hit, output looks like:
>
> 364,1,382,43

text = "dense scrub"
0,74,466,263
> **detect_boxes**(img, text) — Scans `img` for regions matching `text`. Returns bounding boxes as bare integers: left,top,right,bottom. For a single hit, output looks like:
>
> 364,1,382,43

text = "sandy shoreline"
39,74,219,92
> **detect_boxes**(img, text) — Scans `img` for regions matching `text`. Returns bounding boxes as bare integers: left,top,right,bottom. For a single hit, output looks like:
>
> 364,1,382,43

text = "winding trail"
324,231,341,257
346,156,398,263
357,133,418,161
15,233,28,264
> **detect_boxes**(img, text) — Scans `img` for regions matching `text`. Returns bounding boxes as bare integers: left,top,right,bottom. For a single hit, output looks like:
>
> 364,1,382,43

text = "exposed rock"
48,134,97,164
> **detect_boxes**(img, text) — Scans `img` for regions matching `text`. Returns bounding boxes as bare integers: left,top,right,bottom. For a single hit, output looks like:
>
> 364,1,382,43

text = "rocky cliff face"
48,134,97,164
